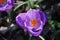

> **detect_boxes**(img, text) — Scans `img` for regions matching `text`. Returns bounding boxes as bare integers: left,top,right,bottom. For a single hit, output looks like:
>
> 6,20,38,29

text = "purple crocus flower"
16,9,46,36
0,0,13,11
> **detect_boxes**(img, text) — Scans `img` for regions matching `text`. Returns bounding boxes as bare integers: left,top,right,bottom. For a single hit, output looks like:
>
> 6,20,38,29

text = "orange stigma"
0,0,5,4
30,19,37,26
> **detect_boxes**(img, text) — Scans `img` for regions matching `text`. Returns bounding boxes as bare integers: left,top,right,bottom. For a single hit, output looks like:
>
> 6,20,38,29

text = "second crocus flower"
0,0,14,11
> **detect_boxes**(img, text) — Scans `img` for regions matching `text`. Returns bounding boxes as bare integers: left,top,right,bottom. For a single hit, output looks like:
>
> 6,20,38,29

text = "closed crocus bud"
0,0,14,11
16,9,47,36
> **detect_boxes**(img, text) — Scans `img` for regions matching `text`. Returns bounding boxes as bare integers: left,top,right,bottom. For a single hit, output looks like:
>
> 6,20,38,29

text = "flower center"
0,0,6,7
30,19,37,26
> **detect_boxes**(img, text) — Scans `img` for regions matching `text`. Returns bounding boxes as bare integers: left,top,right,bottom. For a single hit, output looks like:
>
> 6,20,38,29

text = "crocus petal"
36,20,44,30
27,25,43,36
27,27,43,36
0,0,13,11
27,9,41,20
16,13,27,29
39,10,47,25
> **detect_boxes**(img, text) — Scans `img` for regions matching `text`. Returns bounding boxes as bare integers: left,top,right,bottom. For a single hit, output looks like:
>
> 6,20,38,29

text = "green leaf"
14,2,28,11
47,19,56,32
28,0,37,2
57,23,60,28
28,0,34,8
50,24,55,32
34,5,40,8
36,0,43,4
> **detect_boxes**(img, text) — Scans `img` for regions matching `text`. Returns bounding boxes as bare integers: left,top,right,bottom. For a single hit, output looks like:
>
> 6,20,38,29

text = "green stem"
29,34,32,40
39,35,45,40
6,11,11,23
